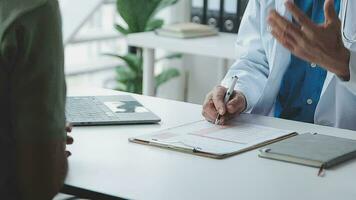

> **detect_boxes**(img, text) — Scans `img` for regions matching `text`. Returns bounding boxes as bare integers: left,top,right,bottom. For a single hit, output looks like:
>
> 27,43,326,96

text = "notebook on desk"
129,119,297,159
259,133,356,169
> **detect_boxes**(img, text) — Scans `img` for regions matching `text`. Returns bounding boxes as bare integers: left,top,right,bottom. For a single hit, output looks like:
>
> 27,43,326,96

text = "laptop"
66,96,161,126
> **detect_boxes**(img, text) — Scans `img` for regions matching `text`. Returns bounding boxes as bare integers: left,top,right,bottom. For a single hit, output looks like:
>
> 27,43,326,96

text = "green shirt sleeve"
1,0,66,141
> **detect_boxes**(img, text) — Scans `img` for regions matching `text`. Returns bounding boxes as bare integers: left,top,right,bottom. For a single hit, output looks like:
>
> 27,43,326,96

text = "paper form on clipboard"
129,119,297,159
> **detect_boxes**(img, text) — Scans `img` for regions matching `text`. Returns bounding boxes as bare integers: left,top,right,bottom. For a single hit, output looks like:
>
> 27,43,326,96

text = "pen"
215,76,239,125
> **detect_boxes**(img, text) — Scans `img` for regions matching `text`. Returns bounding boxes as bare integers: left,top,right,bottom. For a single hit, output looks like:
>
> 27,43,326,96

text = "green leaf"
113,0,179,94
104,53,142,73
126,79,142,94
116,0,161,33
125,53,143,73
116,81,128,91
116,0,178,33
115,24,131,35
145,18,164,32
153,0,179,16
116,66,137,82
155,53,183,63
155,68,180,88
105,52,144,94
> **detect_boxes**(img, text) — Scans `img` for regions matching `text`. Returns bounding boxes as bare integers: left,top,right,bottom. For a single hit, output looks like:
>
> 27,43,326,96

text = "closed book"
155,23,218,39
259,133,356,169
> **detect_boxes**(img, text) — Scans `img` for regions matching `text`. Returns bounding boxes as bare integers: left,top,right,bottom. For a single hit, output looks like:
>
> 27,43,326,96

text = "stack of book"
155,23,218,39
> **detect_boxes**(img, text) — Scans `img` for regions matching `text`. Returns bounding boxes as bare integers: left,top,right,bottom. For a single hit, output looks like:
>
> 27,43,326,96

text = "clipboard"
129,120,297,159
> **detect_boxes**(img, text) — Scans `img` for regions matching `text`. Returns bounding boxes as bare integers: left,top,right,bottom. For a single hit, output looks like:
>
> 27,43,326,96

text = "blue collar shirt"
275,0,341,123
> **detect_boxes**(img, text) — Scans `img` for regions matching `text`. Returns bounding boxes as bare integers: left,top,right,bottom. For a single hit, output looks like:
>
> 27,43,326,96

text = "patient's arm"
1,0,68,199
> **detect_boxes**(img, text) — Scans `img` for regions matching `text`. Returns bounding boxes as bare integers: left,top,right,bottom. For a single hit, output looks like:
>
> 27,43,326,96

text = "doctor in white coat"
202,0,356,130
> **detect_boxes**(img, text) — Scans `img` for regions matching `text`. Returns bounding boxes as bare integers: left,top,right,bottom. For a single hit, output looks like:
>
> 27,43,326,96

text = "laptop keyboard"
66,97,117,123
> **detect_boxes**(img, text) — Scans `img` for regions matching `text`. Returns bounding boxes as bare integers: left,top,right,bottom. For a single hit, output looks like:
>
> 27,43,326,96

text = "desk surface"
126,32,237,59
66,87,356,200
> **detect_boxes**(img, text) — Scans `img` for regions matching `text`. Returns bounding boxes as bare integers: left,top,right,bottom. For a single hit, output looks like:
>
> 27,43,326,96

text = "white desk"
65,87,356,200
126,32,238,96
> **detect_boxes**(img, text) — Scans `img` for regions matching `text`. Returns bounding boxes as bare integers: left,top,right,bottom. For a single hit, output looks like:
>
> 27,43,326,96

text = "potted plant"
105,52,182,94
106,0,181,94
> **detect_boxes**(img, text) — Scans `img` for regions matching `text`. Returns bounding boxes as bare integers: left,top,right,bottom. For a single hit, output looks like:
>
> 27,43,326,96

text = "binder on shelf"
191,0,207,24
221,0,239,33
205,0,223,29
238,0,249,24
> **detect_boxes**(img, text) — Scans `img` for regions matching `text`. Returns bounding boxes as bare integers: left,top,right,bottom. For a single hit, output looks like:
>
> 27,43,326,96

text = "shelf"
127,31,238,59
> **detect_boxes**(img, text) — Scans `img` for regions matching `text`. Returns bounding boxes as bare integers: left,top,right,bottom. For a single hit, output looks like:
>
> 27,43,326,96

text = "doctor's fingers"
268,10,311,46
324,0,339,24
202,99,219,123
203,91,213,106
212,86,228,115
268,13,316,61
271,28,317,64
226,93,246,114
219,113,238,125
285,1,318,38
270,26,316,62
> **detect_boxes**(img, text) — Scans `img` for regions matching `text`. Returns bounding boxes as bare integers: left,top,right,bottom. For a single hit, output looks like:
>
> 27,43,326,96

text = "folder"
191,0,207,24
238,0,249,24
221,0,239,33
205,0,223,29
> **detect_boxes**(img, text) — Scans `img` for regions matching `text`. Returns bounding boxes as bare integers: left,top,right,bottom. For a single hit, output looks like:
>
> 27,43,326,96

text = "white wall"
155,0,191,101
157,0,237,104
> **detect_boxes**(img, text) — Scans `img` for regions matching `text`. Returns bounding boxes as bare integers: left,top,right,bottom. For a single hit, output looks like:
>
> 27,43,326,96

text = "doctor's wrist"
336,48,351,81
324,47,350,81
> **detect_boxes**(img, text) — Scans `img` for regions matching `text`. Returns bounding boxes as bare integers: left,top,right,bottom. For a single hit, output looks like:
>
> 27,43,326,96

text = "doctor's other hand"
202,86,247,125
268,0,350,80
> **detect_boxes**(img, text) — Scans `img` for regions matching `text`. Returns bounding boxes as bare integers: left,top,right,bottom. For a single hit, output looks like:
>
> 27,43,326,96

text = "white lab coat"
222,0,356,130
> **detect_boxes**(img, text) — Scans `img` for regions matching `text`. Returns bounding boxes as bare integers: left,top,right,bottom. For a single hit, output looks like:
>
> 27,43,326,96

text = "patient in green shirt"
0,0,69,199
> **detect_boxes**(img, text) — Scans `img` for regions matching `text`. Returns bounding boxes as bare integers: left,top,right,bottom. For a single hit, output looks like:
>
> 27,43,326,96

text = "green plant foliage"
106,52,181,94
145,19,165,32
154,0,179,13
104,53,143,73
155,68,180,88
114,24,130,35
115,0,178,35
156,53,183,63
111,0,180,94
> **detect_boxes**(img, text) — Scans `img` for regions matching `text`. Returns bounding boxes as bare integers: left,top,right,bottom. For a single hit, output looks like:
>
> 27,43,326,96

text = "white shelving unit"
127,32,238,96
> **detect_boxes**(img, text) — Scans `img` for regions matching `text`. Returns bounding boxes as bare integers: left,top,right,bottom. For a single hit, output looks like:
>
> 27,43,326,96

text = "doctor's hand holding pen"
268,0,350,80
202,85,247,125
